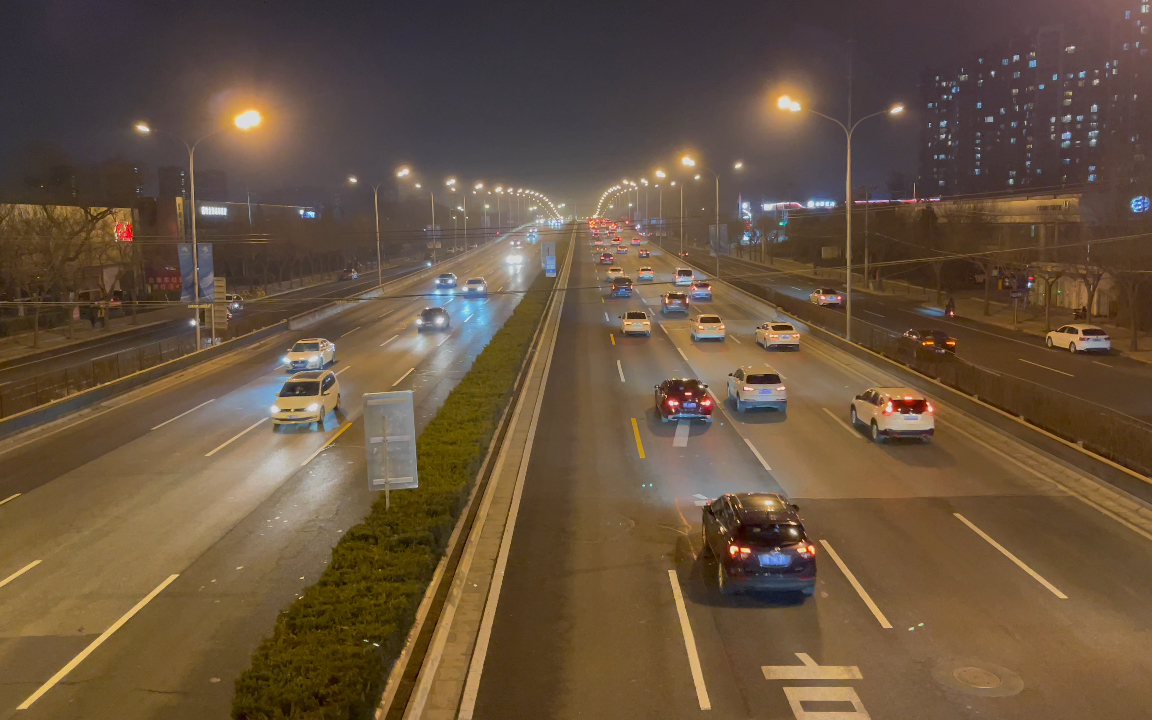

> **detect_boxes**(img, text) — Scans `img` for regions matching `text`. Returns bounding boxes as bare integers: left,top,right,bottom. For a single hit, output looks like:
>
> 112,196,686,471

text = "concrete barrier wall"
0,321,286,441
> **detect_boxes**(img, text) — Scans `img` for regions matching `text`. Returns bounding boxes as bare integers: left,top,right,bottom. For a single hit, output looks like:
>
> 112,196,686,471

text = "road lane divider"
953,513,1068,599
335,365,352,375
730,335,741,344
666,570,712,711
0,559,40,590
819,540,893,628
150,399,215,431
206,417,269,457
339,326,361,338
0,493,21,508
380,334,399,347
604,311,610,322
300,422,354,467
631,418,646,459
674,420,691,447
1019,358,1074,377
464,314,474,323
391,367,415,388
744,438,772,473
610,333,615,346
17,573,180,709
823,407,862,439
617,360,625,382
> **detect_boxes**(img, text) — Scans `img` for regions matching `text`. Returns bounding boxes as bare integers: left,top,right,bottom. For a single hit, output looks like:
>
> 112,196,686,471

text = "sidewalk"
733,254,1152,364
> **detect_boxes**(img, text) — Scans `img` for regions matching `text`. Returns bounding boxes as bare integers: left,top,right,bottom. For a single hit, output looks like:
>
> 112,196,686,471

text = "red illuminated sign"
114,221,134,242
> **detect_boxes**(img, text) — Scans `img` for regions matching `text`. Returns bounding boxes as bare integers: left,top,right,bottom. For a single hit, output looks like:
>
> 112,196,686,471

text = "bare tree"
1098,238,1152,352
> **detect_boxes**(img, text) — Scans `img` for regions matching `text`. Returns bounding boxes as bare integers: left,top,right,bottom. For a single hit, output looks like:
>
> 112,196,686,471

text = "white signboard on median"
364,390,418,506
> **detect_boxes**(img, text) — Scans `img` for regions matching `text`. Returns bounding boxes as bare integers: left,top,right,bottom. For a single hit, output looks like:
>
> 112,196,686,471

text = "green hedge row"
232,240,565,719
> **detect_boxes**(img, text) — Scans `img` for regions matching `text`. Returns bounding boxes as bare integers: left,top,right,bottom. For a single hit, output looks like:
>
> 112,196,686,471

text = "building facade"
921,1,1152,200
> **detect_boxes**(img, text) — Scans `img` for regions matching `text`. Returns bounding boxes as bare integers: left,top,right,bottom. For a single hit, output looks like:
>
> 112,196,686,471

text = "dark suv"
701,492,816,596
655,378,713,423
610,276,633,298
416,306,451,331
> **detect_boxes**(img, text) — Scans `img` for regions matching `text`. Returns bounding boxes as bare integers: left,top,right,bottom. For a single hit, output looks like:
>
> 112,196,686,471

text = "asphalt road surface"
0,262,422,385
466,231,1152,720
702,249,1152,426
0,226,558,719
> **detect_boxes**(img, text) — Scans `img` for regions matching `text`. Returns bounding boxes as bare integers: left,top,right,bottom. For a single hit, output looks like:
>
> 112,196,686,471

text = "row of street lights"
595,91,904,342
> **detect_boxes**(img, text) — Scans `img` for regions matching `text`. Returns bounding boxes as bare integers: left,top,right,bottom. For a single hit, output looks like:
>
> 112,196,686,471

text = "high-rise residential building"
157,165,188,200
920,2,1152,198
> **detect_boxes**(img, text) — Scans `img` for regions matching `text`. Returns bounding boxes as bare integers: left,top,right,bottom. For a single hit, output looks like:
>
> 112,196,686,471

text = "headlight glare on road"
306,403,320,412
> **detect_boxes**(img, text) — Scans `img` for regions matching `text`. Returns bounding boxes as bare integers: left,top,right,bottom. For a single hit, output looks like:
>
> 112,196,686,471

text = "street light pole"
372,182,382,285
778,96,902,342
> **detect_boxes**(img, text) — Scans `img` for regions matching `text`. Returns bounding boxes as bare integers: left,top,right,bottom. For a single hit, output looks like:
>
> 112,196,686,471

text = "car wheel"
1069,342,1077,354
335,393,341,412
272,423,280,433
850,406,858,426
736,399,745,413
700,526,712,556
1045,336,1053,349
717,562,735,596
870,421,883,444
691,332,696,341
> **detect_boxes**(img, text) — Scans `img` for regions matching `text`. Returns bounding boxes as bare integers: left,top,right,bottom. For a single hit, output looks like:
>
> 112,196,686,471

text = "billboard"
177,243,215,303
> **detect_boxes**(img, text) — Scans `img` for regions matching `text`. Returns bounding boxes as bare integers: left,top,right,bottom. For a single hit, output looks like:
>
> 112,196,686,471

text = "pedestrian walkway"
729,253,1152,364
0,305,188,365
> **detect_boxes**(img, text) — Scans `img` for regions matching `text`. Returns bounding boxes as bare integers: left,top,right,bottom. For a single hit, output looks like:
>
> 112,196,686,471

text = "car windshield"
676,269,693,276
698,315,722,323
421,309,444,318
819,288,837,294
666,293,686,300
771,324,794,332
1081,328,1108,336
467,279,484,284
625,311,647,320
291,342,320,352
665,379,705,393
438,274,454,279
613,277,631,285
735,523,805,545
694,282,711,288
746,373,782,385
280,381,320,397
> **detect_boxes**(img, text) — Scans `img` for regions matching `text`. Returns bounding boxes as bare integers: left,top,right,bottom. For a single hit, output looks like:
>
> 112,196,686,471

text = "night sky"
1,0,1124,214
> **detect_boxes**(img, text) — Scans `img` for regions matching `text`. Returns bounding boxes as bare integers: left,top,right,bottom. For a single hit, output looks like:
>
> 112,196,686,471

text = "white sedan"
755,322,801,350
283,338,336,371
691,314,726,341
463,277,488,295
1045,324,1111,354
810,288,843,307
727,366,787,412
619,310,652,336
606,266,626,281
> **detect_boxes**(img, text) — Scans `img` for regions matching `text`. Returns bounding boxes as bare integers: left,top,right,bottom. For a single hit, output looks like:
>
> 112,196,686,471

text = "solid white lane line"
677,348,690,364
380,334,399,347
617,360,626,383
0,560,40,590
1019,358,1074,377
442,297,455,305
0,494,19,508
299,422,354,467
744,438,772,472
392,367,415,387
604,311,610,323
17,573,180,709
823,407,861,439
953,513,1068,599
730,335,741,344
496,285,504,293
673,420,690,447
151,399,215,431
335,365,352,375
1092,360,1111,368
819,540,893,628
339,326,361,338
464,313,474,323
863,310,885,318
660,322,670,335
667,570,712,710
437,333,451,347
205,418,268,457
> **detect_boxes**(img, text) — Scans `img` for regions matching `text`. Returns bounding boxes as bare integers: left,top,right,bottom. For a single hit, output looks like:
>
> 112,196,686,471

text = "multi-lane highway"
0,262,423,386
465,229,1152,719
0,227,552,719
698,249,1152,426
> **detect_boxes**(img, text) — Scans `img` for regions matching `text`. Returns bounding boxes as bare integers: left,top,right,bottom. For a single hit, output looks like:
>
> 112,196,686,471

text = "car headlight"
282,356,290,364
434,317,445,325
310,355,320,362
306,403,320,412
270,405,281,414
189,319,197,327
415,317,424,325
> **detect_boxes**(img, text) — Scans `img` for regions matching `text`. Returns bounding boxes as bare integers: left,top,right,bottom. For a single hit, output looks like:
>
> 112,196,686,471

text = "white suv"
606,266,625,280
463,277,488,295
1045,324,1111,354
674,268,695,286
727,366,787,412
619,310,652,336
850,387,934,443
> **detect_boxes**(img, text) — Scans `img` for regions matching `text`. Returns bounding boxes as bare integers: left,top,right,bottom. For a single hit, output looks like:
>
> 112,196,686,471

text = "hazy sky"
0,0,1126,214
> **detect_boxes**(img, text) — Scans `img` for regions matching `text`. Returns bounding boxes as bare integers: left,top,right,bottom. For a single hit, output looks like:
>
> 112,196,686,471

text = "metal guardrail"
668,241,1152,478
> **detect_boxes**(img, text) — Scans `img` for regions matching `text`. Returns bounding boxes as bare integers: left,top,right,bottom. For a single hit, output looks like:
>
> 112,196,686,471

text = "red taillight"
945,339,956,346
883,401,894,415
769,333,779,339
796,543,816,558
727,544,752,559
1078,337,1087,342
926,401,935,414
667,398,679,406
742,386,754,392
922,339,934,346
701,398,712,407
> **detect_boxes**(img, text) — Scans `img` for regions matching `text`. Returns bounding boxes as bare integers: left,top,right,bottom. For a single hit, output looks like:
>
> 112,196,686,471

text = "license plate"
759,389,772,394
684,403,697,409
903,414,919,421
759,553,791,567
